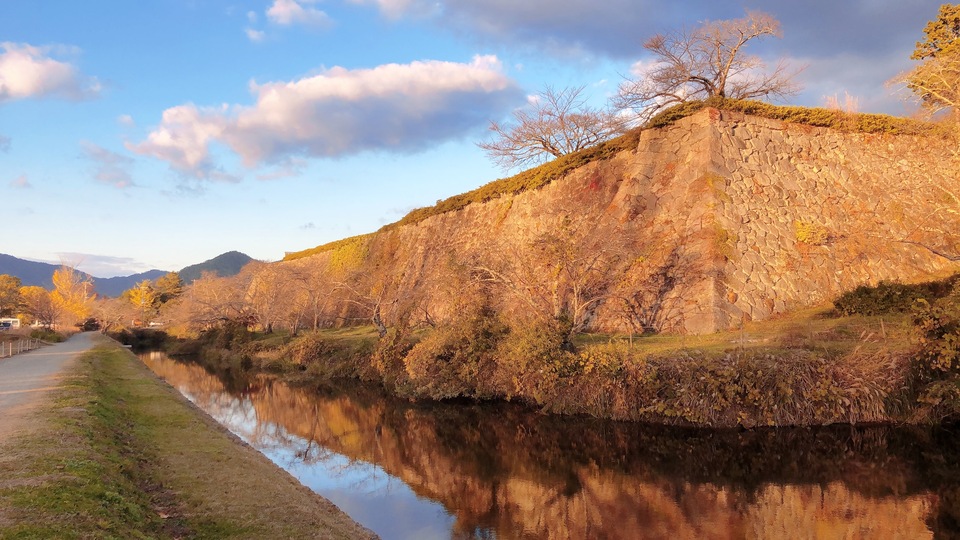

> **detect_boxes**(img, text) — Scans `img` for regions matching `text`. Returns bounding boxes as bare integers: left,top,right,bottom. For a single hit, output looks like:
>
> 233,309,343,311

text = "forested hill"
178,251,253,284
0,254,65,289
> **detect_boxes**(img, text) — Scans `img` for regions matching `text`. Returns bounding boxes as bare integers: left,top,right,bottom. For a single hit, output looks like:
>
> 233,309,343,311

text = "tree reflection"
141,351,957,540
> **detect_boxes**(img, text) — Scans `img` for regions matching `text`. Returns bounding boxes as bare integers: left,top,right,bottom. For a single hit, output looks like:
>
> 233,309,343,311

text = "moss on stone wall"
648,97,939,136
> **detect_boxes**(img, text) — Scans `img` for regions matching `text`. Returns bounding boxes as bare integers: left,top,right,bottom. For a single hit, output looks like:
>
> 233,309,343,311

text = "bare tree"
175,271,252,331
615,10,800,121
478,85,625,170
92,296,137,333
474,216,624,344
335,273,392,338
19,286,59,328
291,262,337,331
244,262,295,333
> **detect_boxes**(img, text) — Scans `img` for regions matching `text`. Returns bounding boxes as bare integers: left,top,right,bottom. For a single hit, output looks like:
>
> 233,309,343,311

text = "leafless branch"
615,10,800,122
478,85,626,170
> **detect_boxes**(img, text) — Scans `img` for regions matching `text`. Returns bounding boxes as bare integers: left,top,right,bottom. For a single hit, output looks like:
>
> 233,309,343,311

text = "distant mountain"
0,250,253,297
0,254,168,297
94,270,169,297
0,254,64,289
177,251,254,284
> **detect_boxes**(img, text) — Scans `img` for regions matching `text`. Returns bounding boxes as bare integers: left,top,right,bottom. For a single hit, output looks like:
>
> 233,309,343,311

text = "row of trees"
144,213,694,347
482,5,960,170
0,268,184,331
0,262,369,338
0,268,94,328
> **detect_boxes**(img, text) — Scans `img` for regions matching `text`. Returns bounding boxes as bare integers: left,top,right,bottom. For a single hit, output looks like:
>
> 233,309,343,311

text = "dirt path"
0,332,94,439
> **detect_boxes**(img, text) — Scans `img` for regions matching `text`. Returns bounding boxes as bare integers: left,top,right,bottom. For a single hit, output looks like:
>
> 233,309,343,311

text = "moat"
141,350,960,539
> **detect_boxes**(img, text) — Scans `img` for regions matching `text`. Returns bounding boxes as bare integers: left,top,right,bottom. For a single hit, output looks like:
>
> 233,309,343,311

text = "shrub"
196,322,254,350
833,275,960,316
645,99,710,129
281,332,329,366
644,96,938,135
910,285,960,421
283,233,373,262
794,220,830,245
402,305,507,399
488,318,578,403
513,344,900,427
370,324,415,389
30,328,65,342
574,342,629,376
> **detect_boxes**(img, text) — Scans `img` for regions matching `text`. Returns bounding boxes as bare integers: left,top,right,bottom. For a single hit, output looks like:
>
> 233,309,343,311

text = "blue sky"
0,0,943,278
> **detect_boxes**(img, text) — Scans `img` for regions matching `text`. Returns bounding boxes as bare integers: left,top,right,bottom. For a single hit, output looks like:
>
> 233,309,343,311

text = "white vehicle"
0,318,21,330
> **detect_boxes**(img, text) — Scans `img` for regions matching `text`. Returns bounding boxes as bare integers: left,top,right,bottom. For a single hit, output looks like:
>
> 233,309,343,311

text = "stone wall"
708,110,957,327
292,108,959,334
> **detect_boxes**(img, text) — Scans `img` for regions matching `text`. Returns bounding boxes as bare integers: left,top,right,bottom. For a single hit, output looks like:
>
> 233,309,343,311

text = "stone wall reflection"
142,352,943,540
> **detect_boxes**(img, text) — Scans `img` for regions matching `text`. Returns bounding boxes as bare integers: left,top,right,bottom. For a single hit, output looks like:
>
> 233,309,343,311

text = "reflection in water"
140,350,960,540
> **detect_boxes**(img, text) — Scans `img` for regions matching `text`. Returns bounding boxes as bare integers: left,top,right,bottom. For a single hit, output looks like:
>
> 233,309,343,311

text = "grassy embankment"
170,274,960,428
0,336,375,540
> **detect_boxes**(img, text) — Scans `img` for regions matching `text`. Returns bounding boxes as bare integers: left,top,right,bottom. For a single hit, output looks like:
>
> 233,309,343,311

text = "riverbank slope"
0,334,376,539
168,270,960,428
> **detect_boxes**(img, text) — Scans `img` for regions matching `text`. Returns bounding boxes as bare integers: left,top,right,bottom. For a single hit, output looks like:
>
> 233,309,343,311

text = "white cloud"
131,55,522,178
10,174,30,188
126,103,229,177
81,141,136,189
54,253,156,278
117,114,135,126
247,10,258,23
246,28,266,42
0,42,100,102
267,0,332,27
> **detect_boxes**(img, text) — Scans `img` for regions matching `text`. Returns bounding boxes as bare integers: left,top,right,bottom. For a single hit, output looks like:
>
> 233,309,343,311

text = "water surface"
140,350,960,539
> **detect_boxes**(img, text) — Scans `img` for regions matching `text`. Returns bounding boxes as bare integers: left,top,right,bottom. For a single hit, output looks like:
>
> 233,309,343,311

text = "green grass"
0,337,373,539
0,346,187,539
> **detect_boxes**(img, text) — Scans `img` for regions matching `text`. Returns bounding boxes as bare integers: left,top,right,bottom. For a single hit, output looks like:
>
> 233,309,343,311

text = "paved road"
0,332,96,439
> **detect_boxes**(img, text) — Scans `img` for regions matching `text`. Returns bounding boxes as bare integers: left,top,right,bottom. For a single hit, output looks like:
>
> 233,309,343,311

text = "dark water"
139,350,960,540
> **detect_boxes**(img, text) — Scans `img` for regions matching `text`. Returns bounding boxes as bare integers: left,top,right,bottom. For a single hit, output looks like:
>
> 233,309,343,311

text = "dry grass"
576,305,915,360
